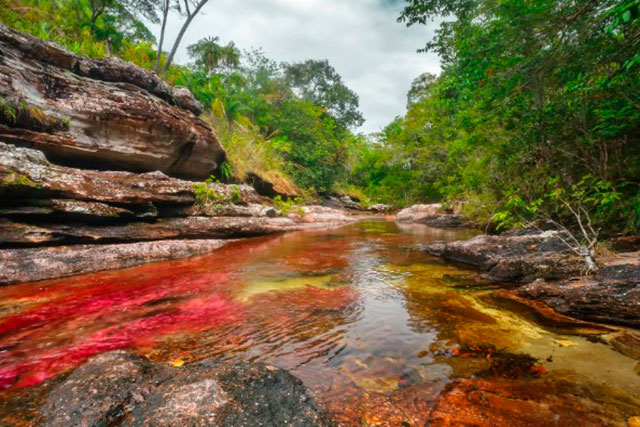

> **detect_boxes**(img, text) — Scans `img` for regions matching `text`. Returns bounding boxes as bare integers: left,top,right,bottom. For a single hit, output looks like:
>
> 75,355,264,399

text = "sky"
158,0,441,134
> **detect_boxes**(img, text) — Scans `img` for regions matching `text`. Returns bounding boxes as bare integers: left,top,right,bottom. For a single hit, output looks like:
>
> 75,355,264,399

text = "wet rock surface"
517,268,640,328
421,230,582,282
423,228,640,328
428,377,640,426
40,351,332,427
396,204,467,228
0,24,223,180
0,239,234,285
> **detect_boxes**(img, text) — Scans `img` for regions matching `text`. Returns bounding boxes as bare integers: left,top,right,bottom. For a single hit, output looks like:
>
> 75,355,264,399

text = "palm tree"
187,37,240,75
219,41,240,72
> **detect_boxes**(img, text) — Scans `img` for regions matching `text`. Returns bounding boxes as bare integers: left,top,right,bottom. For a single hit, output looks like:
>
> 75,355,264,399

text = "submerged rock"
428,377,640,426
396,204,467,228
421,230,582,282
0,24,223,180
41,351,332,427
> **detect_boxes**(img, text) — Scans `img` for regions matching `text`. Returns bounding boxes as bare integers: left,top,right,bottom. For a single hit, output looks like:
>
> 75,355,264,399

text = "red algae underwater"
0,221,639,426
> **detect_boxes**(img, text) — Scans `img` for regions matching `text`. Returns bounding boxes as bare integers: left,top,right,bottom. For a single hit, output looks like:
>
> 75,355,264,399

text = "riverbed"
0,220,638,425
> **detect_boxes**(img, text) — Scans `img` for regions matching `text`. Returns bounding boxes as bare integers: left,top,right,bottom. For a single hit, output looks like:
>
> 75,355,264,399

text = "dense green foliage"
2,0,364,194
4,0,640,234
354,0,640,233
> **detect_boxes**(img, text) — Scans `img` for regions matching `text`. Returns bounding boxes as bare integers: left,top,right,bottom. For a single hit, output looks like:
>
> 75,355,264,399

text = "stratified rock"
40,351,332,427
0,199,146,221
421,230,583,282
0,142,261,206
396,204,467,228
0,24,224,180
166,203,277,218
516,268,640,328
171,86,204,116
428,378,640,426
0,217,300,246
482,290,615,335
0,239,233,285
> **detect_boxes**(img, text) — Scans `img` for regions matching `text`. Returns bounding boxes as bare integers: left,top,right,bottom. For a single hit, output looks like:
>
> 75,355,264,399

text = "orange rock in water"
428,378,639,426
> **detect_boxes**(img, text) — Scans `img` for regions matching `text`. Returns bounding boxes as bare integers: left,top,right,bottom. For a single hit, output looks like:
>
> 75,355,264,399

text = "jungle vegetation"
1,0,639,233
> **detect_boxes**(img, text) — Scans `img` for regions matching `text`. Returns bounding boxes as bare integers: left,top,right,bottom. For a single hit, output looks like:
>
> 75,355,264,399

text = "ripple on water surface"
0,220,639,426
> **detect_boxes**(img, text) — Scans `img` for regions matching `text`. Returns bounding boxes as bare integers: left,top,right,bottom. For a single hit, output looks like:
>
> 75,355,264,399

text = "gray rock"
40,351,333,427
396,204,467,228
421,230,583,282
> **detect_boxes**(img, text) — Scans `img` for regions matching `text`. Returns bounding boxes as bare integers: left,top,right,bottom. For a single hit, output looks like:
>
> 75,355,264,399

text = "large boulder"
421,230,583,282
0,25,224,180
396,204,467,228
40,351,333,427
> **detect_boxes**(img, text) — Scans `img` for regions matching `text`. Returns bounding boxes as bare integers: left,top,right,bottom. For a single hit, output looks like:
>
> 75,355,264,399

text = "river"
0,220,638,425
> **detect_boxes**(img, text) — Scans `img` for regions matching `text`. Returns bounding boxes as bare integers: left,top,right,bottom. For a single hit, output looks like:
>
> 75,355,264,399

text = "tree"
86,0,158,54
154,0,172,73
283,60,364,129
406,72,437,108
161,0,210,74
187,36,240,74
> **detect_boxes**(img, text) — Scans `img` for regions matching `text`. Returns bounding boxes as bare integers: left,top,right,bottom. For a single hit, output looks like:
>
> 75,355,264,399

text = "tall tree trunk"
162,0,210,74
155,0,170,74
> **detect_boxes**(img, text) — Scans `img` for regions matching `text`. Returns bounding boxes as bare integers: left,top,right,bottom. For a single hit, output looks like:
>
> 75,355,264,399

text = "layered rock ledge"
0,142,356,284
421,230,582,282
421,229,640,328
0,24,223,180
41,351,332,427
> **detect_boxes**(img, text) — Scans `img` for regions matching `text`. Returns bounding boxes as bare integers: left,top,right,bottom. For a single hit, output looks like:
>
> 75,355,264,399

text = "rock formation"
422,229,640,328
0,24,222,180
421,229,582,282
0,27,356,285
40,351,333,427
396,203,467,228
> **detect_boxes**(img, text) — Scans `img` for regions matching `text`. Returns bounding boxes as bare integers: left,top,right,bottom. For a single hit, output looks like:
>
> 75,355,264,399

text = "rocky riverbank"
420,228,640,329
0,26,359,285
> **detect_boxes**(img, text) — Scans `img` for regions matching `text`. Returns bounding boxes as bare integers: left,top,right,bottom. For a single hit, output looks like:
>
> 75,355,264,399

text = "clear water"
0,220,638,425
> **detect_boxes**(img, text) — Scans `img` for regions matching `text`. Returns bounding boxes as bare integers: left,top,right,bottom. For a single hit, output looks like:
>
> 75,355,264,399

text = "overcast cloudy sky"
158,0,440,134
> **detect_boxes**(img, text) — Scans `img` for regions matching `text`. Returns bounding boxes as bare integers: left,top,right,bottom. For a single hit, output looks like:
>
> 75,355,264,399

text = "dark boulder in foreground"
41,351,333,427
421,230,582,282
396,204,468,228
517,264,640,328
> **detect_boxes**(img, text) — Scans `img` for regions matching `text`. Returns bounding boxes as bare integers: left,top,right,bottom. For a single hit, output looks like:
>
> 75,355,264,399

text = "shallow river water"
0,220,639,425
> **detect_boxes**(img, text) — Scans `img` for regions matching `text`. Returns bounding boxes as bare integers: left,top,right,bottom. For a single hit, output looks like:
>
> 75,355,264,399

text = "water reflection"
0,220,638,425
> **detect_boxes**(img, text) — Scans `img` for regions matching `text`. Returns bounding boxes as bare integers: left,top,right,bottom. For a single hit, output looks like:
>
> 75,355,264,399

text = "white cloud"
156,0,440,133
